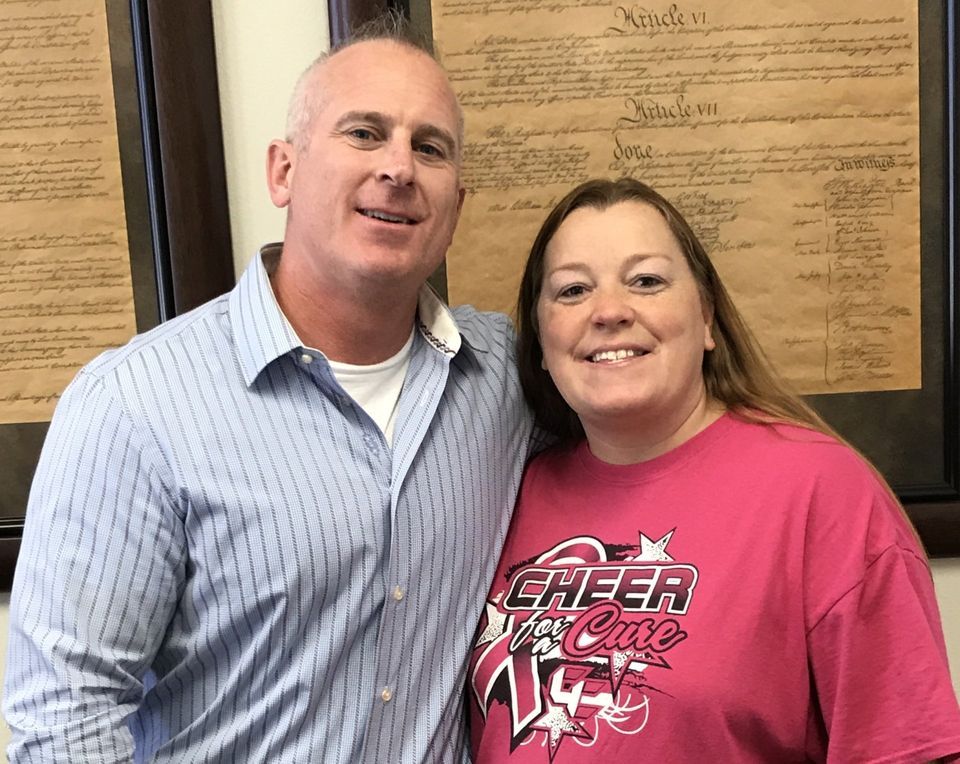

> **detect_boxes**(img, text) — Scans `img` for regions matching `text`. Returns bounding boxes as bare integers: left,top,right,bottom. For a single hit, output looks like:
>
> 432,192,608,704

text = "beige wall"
0,1,958,761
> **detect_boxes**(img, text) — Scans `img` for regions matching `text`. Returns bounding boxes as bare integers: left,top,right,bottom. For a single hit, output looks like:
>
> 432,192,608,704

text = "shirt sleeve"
4,370,186,763
807,542,960,764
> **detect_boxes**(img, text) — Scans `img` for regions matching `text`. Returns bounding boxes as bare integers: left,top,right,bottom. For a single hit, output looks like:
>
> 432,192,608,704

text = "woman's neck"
581,393,726,465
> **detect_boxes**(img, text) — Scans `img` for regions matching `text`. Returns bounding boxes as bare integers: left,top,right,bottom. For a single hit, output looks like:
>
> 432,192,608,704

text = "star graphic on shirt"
635,529,675,561
609,648,637,694
528,700,593,761
607,646,670,695
475,594,508,646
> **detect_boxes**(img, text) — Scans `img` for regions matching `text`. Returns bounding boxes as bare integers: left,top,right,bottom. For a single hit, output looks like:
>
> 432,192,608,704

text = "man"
5,20,532,763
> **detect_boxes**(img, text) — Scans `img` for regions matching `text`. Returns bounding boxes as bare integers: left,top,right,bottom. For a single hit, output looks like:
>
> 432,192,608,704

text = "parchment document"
0,0,137,423
432,0,921,393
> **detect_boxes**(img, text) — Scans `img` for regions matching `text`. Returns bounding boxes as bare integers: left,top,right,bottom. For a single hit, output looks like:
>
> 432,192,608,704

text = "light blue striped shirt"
5,246,533,763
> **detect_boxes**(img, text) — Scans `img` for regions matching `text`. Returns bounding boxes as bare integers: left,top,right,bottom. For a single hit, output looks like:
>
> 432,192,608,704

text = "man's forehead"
313,40,462,135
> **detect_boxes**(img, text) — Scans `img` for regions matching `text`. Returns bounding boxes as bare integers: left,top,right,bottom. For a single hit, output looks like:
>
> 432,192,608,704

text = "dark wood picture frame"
329,0,960,556
0,0,235,589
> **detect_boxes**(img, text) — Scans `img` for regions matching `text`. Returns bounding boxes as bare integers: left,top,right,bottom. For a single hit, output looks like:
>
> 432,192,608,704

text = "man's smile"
359,207,417,225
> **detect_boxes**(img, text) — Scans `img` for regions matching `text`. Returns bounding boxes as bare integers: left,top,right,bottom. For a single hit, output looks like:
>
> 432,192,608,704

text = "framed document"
0,0,235,588
329,0,960,555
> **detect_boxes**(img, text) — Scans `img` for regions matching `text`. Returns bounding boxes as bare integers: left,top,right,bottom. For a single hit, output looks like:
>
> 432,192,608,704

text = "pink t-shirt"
468,414,960,763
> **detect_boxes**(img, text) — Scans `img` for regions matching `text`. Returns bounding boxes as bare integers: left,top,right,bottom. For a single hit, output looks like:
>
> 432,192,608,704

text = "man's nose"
376,140,416,187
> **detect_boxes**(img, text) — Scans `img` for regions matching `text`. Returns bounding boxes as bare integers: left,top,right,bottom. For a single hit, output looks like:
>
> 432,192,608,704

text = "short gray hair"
284,10,463,154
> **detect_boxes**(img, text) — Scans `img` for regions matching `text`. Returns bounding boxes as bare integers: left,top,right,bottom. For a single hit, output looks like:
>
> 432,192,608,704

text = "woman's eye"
632,275,664,289
557,284,587,299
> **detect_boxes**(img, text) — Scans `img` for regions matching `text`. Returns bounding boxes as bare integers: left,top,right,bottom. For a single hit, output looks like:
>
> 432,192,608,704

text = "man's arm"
4,370,186,762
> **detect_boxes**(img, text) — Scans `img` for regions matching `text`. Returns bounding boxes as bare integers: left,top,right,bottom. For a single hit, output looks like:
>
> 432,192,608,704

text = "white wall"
211,0,329,275
938,559,960,695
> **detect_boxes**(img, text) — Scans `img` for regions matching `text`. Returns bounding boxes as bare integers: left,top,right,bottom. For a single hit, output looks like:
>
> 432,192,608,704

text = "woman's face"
536,201,715,439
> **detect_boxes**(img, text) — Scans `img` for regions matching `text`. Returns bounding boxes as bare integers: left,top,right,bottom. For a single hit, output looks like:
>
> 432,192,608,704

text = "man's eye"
348,128,376,141
416,143,443,158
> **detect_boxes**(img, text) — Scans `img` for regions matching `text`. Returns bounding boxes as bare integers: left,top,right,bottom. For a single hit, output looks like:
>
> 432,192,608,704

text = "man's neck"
270,253,420,365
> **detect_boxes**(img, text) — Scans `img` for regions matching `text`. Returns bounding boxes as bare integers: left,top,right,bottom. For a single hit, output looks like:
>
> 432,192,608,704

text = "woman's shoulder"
725,414,869,477
739,417,921,553
709,415,906,530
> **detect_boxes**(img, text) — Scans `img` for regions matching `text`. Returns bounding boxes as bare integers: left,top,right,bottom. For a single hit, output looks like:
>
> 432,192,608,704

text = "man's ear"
456,186,466,217
266,140,296,208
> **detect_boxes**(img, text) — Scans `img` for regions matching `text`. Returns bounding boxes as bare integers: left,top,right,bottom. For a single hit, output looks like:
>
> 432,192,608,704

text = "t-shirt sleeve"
807,542,960,763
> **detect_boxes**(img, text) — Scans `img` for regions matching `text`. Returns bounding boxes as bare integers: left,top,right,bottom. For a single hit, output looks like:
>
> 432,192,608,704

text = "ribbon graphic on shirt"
471,531,697,761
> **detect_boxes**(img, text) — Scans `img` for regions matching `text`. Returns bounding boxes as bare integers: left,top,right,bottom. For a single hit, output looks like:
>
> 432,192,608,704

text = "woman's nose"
590,290,635,328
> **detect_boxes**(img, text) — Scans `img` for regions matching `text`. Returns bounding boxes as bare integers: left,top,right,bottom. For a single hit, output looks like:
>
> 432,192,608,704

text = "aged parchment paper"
0,0,137,423
433,0,921,393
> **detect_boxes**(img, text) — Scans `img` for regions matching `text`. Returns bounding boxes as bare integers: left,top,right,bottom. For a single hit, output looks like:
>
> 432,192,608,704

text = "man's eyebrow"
332,110,389,131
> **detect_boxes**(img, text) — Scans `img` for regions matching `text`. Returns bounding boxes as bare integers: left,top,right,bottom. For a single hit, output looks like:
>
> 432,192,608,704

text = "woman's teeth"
590,349,639,362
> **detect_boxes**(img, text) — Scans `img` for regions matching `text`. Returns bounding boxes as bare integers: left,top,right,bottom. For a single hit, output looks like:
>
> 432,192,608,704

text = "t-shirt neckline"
575,412,737,484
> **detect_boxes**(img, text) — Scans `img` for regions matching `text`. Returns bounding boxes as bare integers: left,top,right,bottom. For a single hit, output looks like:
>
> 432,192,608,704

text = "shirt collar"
230,244,488,386
230,243,301,386
418,285,491,356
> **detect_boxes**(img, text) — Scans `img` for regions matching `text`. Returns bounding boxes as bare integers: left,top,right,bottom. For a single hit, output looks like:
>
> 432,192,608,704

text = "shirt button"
300,353,313,364
381,687,393,702
393,586,404,602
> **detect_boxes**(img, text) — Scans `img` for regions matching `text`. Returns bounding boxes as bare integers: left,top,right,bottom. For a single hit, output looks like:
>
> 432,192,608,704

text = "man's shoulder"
82,291,232,384
450,305,516,355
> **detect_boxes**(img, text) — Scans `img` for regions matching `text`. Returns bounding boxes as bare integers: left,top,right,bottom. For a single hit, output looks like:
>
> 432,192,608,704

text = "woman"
468,178,960,762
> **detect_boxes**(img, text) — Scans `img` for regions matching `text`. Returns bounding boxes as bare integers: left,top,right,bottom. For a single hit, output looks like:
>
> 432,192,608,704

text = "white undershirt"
325,329,416,446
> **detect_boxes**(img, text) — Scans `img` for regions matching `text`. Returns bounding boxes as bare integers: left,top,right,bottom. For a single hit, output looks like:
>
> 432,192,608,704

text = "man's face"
268,40,465,294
